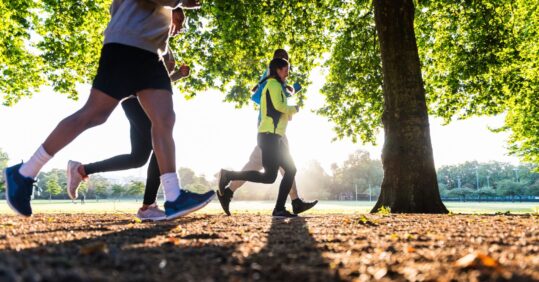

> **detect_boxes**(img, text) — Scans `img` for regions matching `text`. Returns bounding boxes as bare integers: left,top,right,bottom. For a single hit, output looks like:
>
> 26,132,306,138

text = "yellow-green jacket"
258,78,298,136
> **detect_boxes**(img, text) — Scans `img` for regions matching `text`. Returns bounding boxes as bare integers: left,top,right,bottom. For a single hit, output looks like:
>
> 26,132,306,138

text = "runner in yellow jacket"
218,58,301,218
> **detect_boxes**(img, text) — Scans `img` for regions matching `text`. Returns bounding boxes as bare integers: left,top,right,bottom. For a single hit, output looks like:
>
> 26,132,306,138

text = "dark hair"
273,49,289,61
258,58,289,85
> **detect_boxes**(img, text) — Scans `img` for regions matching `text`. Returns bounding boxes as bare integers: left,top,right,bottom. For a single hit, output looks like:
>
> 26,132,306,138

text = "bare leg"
136,89,176,174
42,88,118,155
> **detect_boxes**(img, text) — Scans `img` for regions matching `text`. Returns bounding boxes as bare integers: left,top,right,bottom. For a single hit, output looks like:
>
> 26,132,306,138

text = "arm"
169,64,190,82
268,81,298,115
163,47,176,73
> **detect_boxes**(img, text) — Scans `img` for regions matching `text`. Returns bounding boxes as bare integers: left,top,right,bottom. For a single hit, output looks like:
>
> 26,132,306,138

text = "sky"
0,68,519,181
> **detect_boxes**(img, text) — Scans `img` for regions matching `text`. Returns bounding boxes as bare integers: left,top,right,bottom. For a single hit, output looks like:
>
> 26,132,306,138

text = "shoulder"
267,79,283,89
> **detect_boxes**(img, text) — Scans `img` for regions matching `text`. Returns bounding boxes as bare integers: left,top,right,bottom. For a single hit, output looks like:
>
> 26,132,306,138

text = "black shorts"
92,43,172,100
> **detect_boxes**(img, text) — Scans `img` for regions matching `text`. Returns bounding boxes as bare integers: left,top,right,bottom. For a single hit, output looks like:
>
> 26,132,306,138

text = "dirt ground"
0,213,537,281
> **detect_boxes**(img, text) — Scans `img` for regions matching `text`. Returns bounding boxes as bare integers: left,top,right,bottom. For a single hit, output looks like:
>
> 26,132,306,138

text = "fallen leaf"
79,242,109,255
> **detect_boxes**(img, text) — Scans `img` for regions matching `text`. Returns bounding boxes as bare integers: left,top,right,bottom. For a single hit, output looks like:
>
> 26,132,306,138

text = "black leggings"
84,98,160,205
227,133,297,211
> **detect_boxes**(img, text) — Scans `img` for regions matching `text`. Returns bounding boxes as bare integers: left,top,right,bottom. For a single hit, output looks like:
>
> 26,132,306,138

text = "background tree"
44,174,62,200
126,181,145,198
78,181,88,202
447,188,475,202
0,148,8,195
110,184,126,200
328,150,383,200
497,180,526,202
474,187,496,201
179,167,212,193
86,175,109,201
296,160,332,200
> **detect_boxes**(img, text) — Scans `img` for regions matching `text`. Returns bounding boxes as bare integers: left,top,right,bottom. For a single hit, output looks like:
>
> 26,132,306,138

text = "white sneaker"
67,160,85,200
136,204,167,221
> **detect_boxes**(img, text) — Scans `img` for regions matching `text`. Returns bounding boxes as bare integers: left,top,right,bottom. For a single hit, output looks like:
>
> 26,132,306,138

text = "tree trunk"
370,0,448,213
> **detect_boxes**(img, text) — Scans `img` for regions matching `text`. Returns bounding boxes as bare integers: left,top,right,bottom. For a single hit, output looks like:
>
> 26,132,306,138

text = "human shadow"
231,217,338,281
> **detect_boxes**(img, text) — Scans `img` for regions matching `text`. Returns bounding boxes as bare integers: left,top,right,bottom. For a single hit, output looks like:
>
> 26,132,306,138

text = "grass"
0,199,537,215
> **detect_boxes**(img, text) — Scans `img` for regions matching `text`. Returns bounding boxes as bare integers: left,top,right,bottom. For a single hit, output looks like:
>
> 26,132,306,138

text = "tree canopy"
1,0,537,164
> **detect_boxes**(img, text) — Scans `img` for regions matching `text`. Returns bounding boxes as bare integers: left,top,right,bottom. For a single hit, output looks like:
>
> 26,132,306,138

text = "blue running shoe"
164,190,215,220
180,189,215,202
4,163,35,217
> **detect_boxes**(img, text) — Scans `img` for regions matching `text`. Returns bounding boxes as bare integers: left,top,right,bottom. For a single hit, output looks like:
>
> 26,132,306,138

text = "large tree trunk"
370,0,448,213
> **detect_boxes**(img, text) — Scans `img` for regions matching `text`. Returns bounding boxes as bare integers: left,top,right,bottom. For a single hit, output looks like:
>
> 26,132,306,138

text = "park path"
0,213,538,281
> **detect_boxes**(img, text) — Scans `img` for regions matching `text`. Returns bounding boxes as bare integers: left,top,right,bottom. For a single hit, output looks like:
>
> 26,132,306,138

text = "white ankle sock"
19,145,52,179
161,172,181,202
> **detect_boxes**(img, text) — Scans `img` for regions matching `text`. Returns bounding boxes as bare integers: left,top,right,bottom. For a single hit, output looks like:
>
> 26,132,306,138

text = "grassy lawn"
0,199,537,215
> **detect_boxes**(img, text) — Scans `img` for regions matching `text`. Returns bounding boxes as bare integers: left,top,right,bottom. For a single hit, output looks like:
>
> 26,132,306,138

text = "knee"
288,166,297,177
152,111,176,130
130,152,150,167
262,171,278,183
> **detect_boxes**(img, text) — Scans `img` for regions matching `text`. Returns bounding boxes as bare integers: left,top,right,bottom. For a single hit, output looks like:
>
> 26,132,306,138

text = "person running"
217,50,318,216
66,7,192,222
3,0,214,219
218,58,302,218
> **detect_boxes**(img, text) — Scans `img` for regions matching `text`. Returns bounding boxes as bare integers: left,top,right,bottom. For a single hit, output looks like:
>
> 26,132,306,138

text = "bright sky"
0,68,519,180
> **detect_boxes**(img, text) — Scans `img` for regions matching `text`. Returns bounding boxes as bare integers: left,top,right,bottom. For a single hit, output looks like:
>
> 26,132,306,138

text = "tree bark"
370,0,448,213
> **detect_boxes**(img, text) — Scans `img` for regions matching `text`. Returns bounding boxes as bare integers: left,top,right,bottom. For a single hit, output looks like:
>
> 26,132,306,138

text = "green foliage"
329,150,383,198
415,0,539,166
36,0,109,98
497,179,526,199
36,168,66,199
0,0,45,105
0,148,8,193
45,174,62,199
317,1,383,143
87,175,109,200
157,0,339,104
179,167,211,192
126,181,145,197
437,161,538,190
110,184,126,198
474,187,496,199
447,187,475,201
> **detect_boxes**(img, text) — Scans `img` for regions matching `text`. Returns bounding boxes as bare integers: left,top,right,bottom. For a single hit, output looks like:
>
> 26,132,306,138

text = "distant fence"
441,195,539,202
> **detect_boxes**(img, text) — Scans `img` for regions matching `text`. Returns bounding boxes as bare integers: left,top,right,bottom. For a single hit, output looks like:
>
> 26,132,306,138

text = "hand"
251,85,259,93
286,85,294,95
179,64,190,77
181,0,201,9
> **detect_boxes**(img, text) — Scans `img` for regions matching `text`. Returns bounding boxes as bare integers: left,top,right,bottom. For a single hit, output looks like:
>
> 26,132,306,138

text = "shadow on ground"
0,214,335,281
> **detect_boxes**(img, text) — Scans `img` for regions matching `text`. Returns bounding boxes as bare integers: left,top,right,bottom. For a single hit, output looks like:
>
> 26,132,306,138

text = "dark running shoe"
292,198,318,214
272,209,298,218
4,163,35,217
216,187,233,216
218,169,229,196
